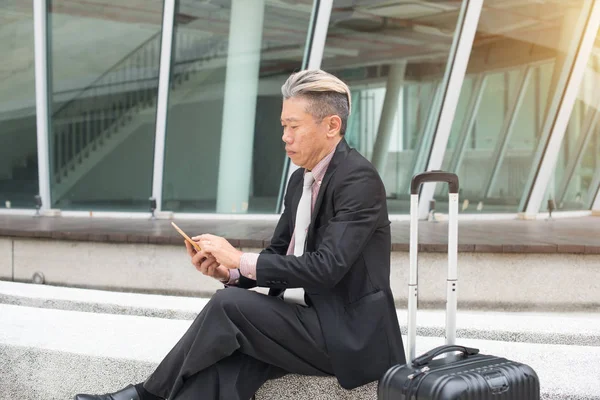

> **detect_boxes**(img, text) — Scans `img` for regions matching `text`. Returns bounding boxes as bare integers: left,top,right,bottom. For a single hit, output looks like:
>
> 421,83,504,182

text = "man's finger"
198,238,216,251
192,251,209,267
200,257,217,276
185,241,196,257
207,263,216,277
200,257,211,274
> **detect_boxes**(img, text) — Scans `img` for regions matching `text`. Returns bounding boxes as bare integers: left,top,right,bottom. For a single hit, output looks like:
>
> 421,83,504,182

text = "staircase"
50,31,228,206
1,281,599,400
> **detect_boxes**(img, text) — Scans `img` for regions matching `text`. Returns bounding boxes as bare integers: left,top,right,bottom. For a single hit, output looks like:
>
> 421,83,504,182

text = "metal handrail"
51,31,163,119
51,31,227,200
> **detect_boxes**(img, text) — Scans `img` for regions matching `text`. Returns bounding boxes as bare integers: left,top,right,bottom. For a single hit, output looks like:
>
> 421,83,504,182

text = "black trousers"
143,287,333,400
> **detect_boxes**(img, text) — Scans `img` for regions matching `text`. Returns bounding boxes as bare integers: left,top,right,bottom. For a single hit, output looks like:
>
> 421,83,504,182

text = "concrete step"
1,285,599,399
3,236,599,312
3,343,598,400
1,281,599,347
0,344,155,400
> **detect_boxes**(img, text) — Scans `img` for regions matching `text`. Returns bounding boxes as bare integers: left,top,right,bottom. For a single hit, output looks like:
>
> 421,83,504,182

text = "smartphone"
171,222,202,252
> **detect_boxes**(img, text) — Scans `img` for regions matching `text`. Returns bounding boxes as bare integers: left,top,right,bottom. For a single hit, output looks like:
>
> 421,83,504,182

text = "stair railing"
50,30,228,202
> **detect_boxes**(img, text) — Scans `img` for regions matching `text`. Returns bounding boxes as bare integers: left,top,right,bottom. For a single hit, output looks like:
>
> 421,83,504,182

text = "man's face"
280,96,333,170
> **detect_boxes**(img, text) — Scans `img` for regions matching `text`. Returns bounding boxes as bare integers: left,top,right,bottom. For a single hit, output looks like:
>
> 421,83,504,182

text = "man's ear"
326,115,342,137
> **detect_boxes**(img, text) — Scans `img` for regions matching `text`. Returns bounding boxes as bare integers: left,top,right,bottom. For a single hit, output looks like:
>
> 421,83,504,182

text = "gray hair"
281,69,351,135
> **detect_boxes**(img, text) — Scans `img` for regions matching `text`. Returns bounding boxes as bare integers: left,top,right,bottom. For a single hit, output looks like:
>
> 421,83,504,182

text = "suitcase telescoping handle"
407,171,459,363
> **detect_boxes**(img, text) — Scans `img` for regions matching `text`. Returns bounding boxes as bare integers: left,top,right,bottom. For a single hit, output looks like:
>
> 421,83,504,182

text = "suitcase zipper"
402,366,430,399
410,357,507,398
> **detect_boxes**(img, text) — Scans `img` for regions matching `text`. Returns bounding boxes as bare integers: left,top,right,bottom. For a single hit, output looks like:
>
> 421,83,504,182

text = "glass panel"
48,1,164,211
542,36,600,211
435,0,590,214
321,0,465,214
162,0,313,213
0,2,37,209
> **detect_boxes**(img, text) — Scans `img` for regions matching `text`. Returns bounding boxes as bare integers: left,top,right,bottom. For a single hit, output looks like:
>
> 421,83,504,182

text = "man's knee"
209,287,250,311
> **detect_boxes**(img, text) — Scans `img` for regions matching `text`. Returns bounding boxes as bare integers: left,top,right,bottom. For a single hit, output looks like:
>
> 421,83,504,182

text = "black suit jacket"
238,139,405,389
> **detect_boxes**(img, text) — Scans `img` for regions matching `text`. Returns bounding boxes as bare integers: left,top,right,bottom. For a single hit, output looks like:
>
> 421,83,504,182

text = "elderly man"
75,69,405,400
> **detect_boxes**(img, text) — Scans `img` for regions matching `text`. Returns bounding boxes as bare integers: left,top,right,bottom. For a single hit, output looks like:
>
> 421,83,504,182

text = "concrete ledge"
2,282,599,347
4,238,600,311
0,344,377,400
256,375,376,399
11,238,227,297
2,344,598,400
0,345,155,400
0,238,11,280
388,252,600,311
2,301,600,399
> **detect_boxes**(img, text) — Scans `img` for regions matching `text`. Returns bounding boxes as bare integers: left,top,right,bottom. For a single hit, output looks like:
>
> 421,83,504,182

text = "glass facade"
321,0,465,213
161,0,313,213
48,0,164,211
0,2,38,209
2,0,599,217
543,32,600,211
435,0,592,214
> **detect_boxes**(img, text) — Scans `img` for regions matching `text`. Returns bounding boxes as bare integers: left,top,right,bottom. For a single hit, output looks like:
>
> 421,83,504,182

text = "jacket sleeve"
256,165,385,290
235,170,299,289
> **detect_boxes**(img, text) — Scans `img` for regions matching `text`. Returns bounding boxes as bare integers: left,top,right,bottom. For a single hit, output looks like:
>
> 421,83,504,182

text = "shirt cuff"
225,253,259,285
226,268,241,285
239,252,259,280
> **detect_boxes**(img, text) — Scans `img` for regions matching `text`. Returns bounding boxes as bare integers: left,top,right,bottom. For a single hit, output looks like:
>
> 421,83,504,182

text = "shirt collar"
307,146,336,185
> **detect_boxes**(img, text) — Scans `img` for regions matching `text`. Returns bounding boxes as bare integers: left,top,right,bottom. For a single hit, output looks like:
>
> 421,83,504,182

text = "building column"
557,106,597,206
417,0,484,219
216,0,265,213
521,2,600,216
151,0,176,213
591,170,600,214
371,62,406,177
482,66,532,198
33,0,52,211
449,74,487,174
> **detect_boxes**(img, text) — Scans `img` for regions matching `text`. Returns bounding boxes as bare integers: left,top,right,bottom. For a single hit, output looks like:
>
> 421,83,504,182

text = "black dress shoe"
73,384,140,400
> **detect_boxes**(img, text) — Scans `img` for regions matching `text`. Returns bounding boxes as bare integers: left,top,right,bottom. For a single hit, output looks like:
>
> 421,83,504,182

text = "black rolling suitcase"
378,171,540,400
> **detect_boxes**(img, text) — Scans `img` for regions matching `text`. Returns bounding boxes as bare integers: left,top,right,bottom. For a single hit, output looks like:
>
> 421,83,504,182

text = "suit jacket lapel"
310,139,351,228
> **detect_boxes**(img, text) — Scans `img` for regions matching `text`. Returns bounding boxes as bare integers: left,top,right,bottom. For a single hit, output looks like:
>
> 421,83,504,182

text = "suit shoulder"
344,148,383,180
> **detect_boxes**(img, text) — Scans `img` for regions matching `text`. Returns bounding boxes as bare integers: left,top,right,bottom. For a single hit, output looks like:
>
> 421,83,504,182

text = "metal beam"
396,83,435,193
151,0,176,212
522,2,600,217
33,0,52,211
371,62,406,178
591,168,600,212
448,73,487,174
413,84,443,175
556,107,600,206
400,83,442,193
306,0,333,70
279,0,332,213
418,0,484,219
403,83,441,192
482,66,533,199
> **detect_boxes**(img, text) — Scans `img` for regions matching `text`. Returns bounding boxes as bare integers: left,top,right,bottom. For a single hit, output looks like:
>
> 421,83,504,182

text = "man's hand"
194,234,243,270
185,240,230,282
